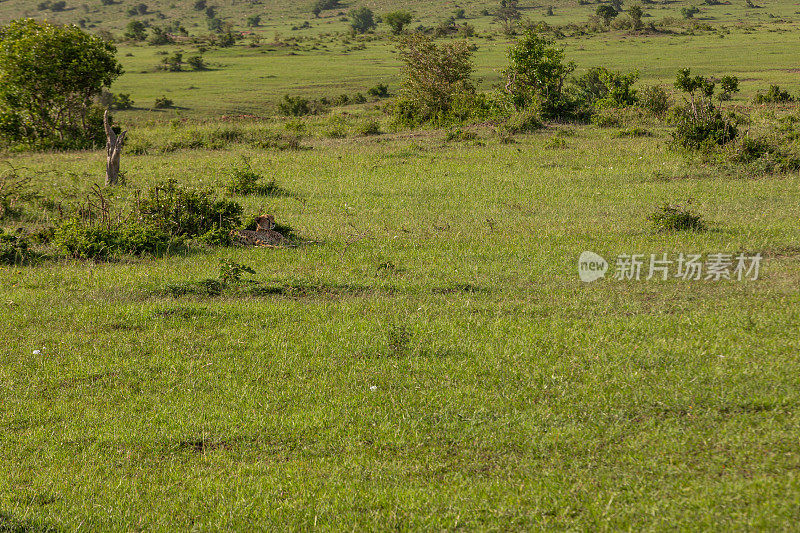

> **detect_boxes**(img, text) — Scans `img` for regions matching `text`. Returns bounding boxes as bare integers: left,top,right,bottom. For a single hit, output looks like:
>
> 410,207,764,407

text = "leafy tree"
611,0,624,11
394,34,476,123
124,20,147,40
628,4,644,30
503,29,575,117
495,0,521,35
148,26,173,45
247,15,261,27
312,0,340,16
349,7,376,34
681,6,700,18
719,75,739,101
193,0,206,10
186,55,207,70
596,5,618,25
207,16,223,32
596,69,639,107
0,19,123,148
161,52,183,71
384,10,413,34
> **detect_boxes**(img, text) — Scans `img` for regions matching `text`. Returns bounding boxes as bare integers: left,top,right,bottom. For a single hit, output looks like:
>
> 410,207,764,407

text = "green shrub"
670,68,738,150
53,220,117,259
53,219,178,259
154,96,173,109
278,95,321,116
590,107,624,127
112,93,135,110
219,259,255,283
115,223,180,255
139,180,242,238
729,136,800,173
394,34,476,125
186,55,207,71
648,203,706,232
356,120,381,136
0,230,33,264
224,163,285,196
502,30,576,119
367,84,390,98
349,6,376,34
754,85,795,104
638,85,671,116
502,108,544,134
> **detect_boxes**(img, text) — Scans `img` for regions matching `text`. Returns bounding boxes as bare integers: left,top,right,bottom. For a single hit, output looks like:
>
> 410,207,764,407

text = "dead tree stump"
104,110,127,186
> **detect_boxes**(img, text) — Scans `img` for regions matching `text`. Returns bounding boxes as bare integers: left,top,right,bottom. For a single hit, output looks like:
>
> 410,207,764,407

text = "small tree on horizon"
384,10,413,35
596,5,618,26
349,6,376,34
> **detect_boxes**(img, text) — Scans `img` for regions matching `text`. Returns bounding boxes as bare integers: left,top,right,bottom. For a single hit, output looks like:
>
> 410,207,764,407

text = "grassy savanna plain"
2,0,800,530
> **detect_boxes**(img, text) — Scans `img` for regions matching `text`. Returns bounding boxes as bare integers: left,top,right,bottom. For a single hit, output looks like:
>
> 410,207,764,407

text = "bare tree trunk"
104,110,127,186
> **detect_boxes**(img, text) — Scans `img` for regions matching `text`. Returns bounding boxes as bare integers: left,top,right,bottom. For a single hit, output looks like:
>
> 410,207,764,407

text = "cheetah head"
256,214,276,231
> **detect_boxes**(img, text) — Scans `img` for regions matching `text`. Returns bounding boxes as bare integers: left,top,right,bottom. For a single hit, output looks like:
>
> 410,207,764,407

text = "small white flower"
369,385,377,391
32,350,41,355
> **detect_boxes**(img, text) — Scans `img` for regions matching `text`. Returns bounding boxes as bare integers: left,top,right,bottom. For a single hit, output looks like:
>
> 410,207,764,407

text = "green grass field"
2,0,800,530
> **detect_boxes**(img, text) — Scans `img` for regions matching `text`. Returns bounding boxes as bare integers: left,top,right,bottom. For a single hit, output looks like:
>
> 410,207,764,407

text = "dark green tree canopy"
349,7,376,34
384,10,413,35
0,19,123,148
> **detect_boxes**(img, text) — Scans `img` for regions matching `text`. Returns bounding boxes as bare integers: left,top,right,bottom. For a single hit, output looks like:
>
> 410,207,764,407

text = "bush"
138,179,242,238
277,95,324,116
394,34,476,125
219,259,255,283
356,120,381,136
501,108,544,134
681,6,700,18
754,85,795,104
367,84,390,98
670,68,738,150
384,10,413,34
186,55,207,71
648,204,706,232
112,93,134,110
53,219,178,259
595,70,639,108
154,96,173,109
0,230,32,264
224,162,285,196
638,84,671,116
503,30,577,120
729,136,800,173
349,7,376,34
670,105,737,149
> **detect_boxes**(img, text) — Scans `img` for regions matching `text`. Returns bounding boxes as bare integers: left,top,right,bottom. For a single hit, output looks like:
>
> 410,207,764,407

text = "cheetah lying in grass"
230,214,289,247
